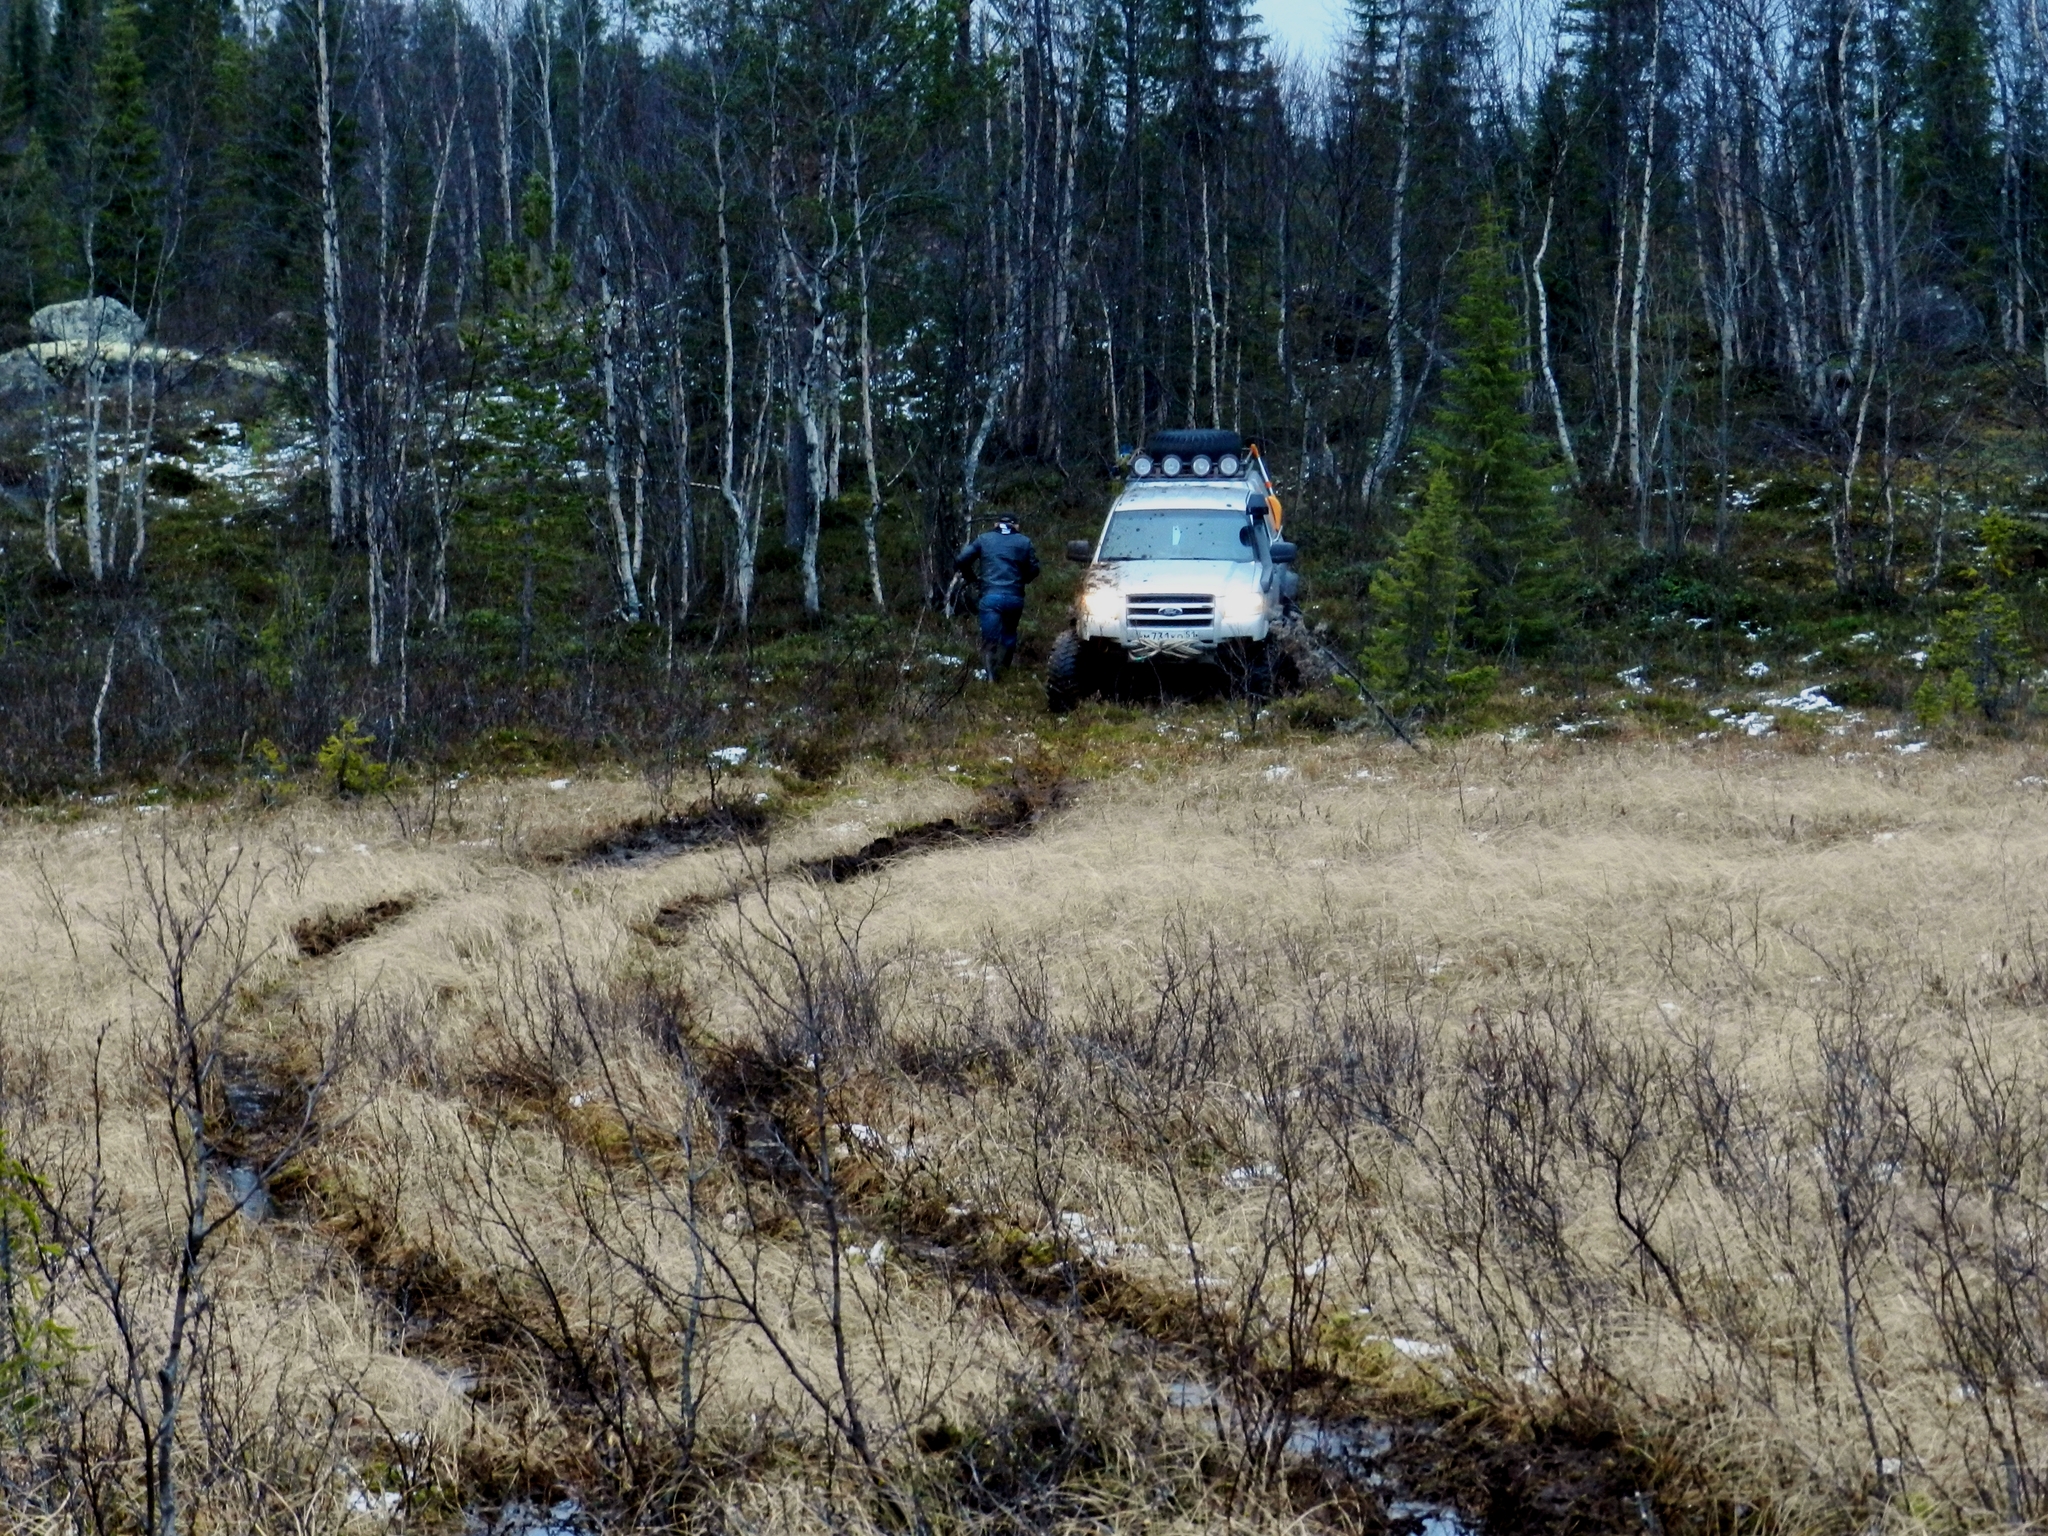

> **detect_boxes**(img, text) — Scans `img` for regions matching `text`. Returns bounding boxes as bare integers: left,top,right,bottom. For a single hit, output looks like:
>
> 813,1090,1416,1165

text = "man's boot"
980,639,1000,681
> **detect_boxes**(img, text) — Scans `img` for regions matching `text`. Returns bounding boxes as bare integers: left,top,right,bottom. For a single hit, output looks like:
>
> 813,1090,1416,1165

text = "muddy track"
292,896,415,958
683,1033,1691,1536
797,779,1068,884
568,801,768,868
645,778,1070,942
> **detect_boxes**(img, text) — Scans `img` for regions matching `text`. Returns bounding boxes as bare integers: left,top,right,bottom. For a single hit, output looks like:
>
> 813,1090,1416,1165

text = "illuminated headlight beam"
1218,588,1264,626
1081,587,1126,623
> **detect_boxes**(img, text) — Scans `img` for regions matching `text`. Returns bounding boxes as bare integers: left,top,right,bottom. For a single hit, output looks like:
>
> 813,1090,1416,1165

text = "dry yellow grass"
3,731,2047,1534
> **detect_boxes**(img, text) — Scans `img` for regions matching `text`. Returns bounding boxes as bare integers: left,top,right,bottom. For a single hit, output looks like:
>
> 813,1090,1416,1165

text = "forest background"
2,0,2046,789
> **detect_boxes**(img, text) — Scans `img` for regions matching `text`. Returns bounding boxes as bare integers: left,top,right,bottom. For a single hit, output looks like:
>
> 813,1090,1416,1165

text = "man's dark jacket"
955,529,1041,600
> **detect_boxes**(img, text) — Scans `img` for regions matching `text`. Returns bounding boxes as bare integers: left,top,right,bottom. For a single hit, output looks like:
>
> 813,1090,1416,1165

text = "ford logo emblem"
1159,606,1183,617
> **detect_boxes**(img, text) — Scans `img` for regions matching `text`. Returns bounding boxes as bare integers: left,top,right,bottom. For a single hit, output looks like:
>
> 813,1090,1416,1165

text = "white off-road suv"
1047,430,1299,714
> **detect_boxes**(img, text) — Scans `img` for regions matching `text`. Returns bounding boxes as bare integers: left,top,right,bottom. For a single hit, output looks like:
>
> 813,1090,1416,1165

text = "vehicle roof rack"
1142,429,1244,459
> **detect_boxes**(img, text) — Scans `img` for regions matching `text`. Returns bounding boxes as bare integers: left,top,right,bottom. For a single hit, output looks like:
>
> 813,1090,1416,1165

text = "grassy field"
4,715,2048,1534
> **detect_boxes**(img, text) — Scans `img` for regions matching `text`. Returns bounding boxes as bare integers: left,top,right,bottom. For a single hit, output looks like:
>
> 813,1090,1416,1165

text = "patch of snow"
1743,660,1772,679
1223,1163,1282,1190
1762,686,1841,715
1389,1501,1480,1535
1616,665,1651,693
709,746,749,766
1166,1380,1215,1409
1263,764,1295,782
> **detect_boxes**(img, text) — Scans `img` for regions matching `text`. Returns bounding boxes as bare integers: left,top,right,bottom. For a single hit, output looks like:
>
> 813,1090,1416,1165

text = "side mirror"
1066,539,1094,564
1269,540,1298,564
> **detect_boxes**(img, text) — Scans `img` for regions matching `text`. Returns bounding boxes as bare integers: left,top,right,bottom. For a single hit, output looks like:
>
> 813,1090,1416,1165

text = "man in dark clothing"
955,516,1040,680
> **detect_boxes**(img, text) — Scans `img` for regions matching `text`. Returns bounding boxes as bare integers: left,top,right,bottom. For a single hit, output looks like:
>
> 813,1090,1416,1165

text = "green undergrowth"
11,385,2048,806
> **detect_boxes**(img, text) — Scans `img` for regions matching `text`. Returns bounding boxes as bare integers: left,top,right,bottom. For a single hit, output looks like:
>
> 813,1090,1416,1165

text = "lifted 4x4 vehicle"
1048,429,1301,714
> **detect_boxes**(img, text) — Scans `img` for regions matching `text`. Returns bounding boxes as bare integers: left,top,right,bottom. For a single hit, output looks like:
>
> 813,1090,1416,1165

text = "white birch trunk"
317,0,348,547
1533,189,1577,478
1626,0,1662,544
853,172,886,610
1363,13,1411,510
715,123,760,628
494,0,516,241
597,243,641,619
82,355,105,580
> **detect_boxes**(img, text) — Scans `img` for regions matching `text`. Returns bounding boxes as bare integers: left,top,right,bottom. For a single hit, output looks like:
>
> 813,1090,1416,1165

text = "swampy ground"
4,709,2048,1535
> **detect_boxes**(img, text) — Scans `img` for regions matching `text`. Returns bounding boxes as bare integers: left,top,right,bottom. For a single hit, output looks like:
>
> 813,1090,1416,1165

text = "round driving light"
1219,453,1240,476
1191,454,1213,475
1161,454,1183,476
1131,453,1153,477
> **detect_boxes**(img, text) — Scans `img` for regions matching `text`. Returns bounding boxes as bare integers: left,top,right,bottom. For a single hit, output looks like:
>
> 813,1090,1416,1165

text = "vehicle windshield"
1098,510,1255,562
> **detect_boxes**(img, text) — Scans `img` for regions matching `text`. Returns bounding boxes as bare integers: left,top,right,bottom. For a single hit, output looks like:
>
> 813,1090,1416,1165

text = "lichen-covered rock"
30,296,147,347
0,349,56,402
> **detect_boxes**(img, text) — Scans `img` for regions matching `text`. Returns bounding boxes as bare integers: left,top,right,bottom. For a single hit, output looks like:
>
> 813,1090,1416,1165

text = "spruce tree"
87,0,158,305
1,0,72,316
5,0,44,131
0,128,70,313
1423,203,1568,659
1903,0,1996,298
1367,466,1475,704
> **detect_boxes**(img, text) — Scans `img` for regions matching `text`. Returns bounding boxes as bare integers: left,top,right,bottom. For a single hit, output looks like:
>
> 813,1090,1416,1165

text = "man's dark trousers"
979,594,1023,677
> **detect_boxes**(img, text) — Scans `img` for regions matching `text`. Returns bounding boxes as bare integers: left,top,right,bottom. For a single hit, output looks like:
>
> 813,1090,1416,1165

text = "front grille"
1126,593,1214,629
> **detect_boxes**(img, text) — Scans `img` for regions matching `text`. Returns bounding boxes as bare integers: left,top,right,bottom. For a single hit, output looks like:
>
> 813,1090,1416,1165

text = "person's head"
993,516,1019,536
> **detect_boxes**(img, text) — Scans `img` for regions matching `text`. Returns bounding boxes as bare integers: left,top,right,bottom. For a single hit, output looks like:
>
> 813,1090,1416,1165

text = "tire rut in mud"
796,778,1069,885
292,896,416,958
644,777,1070,942
568,801,769,868
678,1030,1688,1536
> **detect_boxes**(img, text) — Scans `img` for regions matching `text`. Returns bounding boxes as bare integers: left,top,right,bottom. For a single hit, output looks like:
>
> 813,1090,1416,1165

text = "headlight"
1218,453,1240,476
1131,453,1153,477
1218,587,1265,626
1160,454,1182,476
1081,587,1126,623
1191,454,1213,476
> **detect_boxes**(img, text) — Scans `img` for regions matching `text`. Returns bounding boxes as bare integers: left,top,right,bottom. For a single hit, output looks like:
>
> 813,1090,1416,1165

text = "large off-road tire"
1046,629,1104,714
1223,638,1278,703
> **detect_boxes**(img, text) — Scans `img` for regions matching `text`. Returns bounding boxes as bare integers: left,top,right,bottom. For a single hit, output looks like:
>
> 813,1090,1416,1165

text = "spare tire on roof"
1143,428,1243,460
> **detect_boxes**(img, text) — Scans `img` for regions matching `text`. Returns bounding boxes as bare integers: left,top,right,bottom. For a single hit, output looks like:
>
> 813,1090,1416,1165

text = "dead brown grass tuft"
7,735,2048,1532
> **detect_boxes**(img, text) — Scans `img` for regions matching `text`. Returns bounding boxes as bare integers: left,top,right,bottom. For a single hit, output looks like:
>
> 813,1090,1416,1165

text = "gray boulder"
31,296,147,347
0,349,56,403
